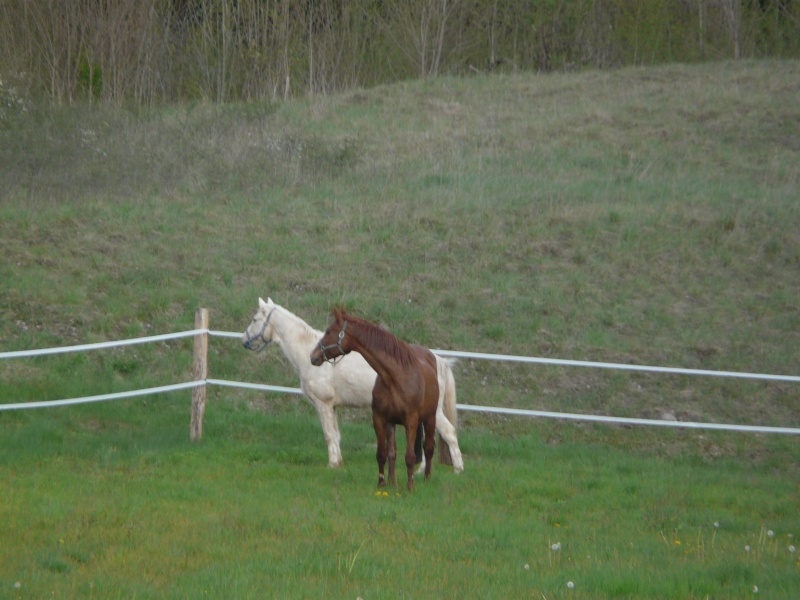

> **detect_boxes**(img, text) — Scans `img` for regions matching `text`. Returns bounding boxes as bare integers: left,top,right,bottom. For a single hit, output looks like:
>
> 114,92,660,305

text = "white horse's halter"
317,321,348,364
244,307,277,352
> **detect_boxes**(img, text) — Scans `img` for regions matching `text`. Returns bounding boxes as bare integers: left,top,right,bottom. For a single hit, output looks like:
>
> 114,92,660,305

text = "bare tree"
25,0,83,103
722,0,742,58
378,0,463,77
2,0,798,106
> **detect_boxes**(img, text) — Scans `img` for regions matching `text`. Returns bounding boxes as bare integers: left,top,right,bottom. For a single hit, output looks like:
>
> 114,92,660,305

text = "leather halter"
244,307,277,352
317,320,347,364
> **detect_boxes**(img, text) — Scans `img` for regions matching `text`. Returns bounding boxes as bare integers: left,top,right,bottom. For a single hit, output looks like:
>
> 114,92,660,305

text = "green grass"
1,403,799,599
1,59,799,597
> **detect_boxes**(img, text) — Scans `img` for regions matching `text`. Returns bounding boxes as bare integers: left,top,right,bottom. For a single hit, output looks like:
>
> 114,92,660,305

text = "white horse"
242,297,464,473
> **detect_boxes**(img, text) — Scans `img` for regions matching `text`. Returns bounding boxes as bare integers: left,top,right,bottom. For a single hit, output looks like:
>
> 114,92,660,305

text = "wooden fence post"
190,308,209,442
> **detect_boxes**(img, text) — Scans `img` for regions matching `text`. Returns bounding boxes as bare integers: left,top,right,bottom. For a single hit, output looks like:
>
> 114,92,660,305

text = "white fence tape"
207,378,304,396
0,330,205,359
1,328,798,434
454,404,800,435
0,381,204,411
430,349,800,383
209,331,243,340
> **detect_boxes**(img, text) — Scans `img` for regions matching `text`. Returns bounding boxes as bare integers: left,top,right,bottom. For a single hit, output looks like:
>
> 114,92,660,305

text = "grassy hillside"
1,60,798,598
2,59,798,425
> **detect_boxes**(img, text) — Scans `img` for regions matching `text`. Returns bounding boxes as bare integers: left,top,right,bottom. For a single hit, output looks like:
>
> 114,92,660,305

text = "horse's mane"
346,314,418,368
272,303,324,345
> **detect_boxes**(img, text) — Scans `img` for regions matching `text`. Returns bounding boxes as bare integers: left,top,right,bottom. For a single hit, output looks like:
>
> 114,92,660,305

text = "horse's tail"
436,357,458,466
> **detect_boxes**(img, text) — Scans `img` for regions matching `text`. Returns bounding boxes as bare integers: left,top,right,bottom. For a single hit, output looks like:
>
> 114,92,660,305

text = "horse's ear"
333,306,342,322
258,297,267,308
340,306,349,318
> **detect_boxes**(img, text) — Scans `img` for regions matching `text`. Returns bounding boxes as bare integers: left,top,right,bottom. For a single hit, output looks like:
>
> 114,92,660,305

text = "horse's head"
242,297,277,352
310,306,349,366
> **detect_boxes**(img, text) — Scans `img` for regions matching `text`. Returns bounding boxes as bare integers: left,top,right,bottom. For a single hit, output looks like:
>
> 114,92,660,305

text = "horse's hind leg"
373,414,389,488
414,423,423,465
423,415,436,480
435,410,464,474
387,425,397,487
414,422,426,476
404,418,420,491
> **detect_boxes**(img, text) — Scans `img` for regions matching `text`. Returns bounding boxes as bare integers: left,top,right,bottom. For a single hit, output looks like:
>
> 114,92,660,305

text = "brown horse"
310,307,440,490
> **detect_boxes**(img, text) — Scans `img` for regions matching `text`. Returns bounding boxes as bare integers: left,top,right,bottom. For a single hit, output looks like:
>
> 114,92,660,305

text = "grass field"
1,60,799,598
1,404,798,598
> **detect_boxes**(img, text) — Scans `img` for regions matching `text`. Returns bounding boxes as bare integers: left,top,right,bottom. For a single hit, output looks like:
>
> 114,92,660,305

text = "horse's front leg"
404,418,420,491
312,397,342,468
373,414,388,488
387,424,397,488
